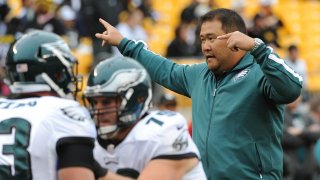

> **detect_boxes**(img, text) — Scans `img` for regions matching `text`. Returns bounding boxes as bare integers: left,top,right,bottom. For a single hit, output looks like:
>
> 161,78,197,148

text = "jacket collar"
230,52,254,72
210,52,255,76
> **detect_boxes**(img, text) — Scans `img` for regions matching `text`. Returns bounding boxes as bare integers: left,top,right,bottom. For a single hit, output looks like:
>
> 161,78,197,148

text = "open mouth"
206,55,216,61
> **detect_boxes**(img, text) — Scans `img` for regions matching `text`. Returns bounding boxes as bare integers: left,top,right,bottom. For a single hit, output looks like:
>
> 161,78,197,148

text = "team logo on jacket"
233,68,250,82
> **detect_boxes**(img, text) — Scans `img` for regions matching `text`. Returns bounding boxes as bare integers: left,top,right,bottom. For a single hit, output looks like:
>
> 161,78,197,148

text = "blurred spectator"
0,2,11,63
247,14,265,40
79,0,125,67
180,0,212,25
0,1,22,83
134,0,157,23
23,0,66,35
180,0,198,24
166,23,196,58
249,0,283,48
282,95,320,180
259,0,282,29
285,45,309,103
57,4,79,48
157,93,178,112
180,0,213,57
59,0,81,12
18,0,35,29
286,45,308,89
112,8,148,56
0,2,10,31
231,0,251,28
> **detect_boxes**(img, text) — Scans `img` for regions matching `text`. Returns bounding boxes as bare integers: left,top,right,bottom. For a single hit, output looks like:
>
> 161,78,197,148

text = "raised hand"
217,31,255,52
95,18,124,46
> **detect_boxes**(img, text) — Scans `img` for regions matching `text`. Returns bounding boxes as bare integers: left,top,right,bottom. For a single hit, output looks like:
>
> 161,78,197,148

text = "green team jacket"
118,38,302,180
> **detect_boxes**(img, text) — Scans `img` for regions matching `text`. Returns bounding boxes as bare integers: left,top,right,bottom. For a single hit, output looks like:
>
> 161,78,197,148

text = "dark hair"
288,44,298,52
175,24,183,38
200,8,247,34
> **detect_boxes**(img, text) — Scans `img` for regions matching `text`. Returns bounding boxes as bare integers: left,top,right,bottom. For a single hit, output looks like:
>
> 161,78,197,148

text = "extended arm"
95,18,202,97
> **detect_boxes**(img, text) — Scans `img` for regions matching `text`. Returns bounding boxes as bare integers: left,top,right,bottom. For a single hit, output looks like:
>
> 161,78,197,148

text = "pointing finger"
99,18,111,29
217,33,232,40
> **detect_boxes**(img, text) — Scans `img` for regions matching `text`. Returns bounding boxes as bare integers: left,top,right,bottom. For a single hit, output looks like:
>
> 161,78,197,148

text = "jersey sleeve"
252,44,302,104
144,111,200,160
48,103,97,150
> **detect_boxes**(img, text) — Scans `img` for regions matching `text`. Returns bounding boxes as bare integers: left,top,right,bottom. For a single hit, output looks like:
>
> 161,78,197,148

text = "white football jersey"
0,96,96,180
94,110,207,180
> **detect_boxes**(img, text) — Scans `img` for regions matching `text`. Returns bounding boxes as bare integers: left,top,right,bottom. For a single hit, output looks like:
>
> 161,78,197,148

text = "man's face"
200,19,233,74
92,96,119,127
289,49,298,62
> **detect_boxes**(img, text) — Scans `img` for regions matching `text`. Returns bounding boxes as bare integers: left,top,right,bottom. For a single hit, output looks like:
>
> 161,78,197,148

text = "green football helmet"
83,56,152,139
5,30,81,98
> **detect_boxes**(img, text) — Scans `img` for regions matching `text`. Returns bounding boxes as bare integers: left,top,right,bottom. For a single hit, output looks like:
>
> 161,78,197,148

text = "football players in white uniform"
83,56,207,180
0,30,130,180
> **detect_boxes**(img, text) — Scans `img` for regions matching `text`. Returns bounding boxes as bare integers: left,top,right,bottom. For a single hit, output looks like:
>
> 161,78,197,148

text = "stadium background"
2,0,320,178
2,0,320,120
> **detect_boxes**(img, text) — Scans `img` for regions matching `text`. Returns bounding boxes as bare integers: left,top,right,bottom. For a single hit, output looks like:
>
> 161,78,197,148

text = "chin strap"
98,125,119,139
41,73,73,99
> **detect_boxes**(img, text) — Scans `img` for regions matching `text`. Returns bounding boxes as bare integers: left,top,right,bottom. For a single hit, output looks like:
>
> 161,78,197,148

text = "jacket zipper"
205,75,220,168
255,143,263,179
205,91,215,168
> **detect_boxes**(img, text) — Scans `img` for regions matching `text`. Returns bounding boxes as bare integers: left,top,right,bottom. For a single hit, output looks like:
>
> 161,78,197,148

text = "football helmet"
83,56,152,139
5,30,81,98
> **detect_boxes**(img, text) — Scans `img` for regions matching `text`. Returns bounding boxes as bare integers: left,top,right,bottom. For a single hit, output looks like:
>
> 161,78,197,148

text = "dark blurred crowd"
0,0,157,98
1,0,320,179
0,0,290,80
166,0,283,58
0,0,156,65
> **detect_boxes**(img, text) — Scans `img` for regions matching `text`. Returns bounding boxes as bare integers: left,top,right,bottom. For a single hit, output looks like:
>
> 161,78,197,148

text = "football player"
83,56,207,180
0,30,130,180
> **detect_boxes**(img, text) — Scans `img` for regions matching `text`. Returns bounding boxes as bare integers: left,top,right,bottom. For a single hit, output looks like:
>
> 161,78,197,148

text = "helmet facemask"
83,56,153,143
6,39,82,99
87,95,123,140
39,40,83,98
86,88,152,140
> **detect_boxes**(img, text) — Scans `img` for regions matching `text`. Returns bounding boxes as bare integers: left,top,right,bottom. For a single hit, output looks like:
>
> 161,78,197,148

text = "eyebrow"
200,33,218,38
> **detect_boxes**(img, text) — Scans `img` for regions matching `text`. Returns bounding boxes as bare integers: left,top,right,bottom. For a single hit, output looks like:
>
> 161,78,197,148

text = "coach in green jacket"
96,8,302,180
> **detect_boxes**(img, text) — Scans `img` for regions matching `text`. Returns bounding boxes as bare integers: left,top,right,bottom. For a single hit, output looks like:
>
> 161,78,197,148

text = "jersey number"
0,118,32,180
145,111,176,126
